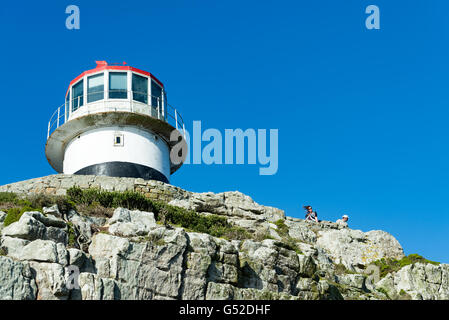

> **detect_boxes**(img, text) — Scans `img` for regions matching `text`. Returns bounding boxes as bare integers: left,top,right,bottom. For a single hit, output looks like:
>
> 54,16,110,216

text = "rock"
169,190,285,223
89,228,188,299
20,239,68,264
0,174,447,301
317,279,343,300
296,278,320,299
376,263,449,300
335,274,366,290
68,248,95,273
237,239,301,295
86,216,107,227
365,230,405,261
181,232,217,300
45,226,68,245
316,228,405,270
285,219,317,243
77,273,117,300
205,282,298,300
26,211,66,228
0,211,6,223
43,205,62,218
0,236,30,259
297,253,317,278
2,212,47,240
1,211,67,245
108,207,157,237
89,233,131,260
29,262,69,300
0,256,37,300
67,211,93,244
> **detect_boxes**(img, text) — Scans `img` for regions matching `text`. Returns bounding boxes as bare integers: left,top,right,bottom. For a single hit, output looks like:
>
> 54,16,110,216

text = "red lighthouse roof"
67,61,164,94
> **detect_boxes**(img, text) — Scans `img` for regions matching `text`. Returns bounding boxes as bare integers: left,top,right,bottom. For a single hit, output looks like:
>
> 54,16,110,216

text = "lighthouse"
45,61,186,184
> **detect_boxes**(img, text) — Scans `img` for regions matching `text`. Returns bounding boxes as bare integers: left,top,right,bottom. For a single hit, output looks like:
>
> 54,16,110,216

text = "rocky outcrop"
0,174,447,300
316,229,405,272
376,263,449,300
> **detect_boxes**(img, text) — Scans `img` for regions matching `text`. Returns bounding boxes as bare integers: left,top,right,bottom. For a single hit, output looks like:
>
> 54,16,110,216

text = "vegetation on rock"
66,186,253,241
0,192,75,226
373,254,440,278
273,219,302,254
66,221,77,248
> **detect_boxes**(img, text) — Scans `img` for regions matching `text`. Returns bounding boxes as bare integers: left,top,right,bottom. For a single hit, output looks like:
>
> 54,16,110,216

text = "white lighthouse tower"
46,61,186,184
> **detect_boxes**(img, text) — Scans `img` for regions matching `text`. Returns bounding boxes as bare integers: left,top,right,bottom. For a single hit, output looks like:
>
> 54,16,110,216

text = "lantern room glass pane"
72,80,84,112
65,91,70,113
132,73,148,104
151,80,162,108
88,73,104,103
109,72,127,99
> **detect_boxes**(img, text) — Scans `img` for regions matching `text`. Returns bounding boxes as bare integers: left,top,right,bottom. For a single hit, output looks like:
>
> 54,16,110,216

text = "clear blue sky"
1,0,448,262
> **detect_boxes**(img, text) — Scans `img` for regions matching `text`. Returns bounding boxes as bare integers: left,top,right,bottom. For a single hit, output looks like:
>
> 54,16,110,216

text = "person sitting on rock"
304,205,319,222
336,214,349,227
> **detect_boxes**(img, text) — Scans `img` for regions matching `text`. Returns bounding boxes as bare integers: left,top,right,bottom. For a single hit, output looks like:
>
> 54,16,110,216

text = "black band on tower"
74,161,169,183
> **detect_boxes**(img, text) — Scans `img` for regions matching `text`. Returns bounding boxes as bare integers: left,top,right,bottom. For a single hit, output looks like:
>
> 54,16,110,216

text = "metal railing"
47,90,185,140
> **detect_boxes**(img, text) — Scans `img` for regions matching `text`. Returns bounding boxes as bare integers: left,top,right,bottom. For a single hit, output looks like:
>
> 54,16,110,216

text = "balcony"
47,90,185,140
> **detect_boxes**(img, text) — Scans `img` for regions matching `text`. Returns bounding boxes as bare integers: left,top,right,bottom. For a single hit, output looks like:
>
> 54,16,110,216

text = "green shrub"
155,202,228,235
77,202,114,218
403,254,439,266
3,206,40,227
67,187,154,213
373,254,440,278
211,225,252,241
0,192,31,211
27,194,55,209
0,192,18,204
54,196,76,215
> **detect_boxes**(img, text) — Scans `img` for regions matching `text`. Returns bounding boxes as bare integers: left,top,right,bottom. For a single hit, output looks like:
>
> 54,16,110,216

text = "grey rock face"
67,210,92,243
0,174,447,300
20,239,66,264
1,211,67,245
316,228,405,271
376,263,449,300
108,207,157,237
29,262,69,300
89,229,188,299
76,272,118,300
2,213,47,241
43,205,62,218
0,256,37,300
285,219,317,243
0,236,30,259
68,248,95,273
